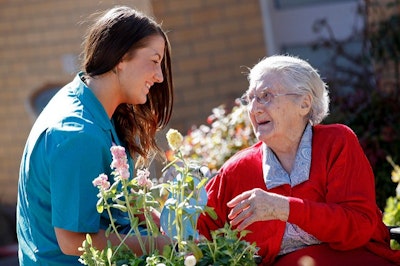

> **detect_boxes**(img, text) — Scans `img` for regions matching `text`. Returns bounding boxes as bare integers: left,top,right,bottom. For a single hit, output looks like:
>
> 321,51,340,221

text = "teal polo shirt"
17,72,134,265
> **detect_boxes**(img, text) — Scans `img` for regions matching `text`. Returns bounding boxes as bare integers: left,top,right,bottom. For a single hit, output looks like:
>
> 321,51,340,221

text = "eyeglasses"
240,89,300,106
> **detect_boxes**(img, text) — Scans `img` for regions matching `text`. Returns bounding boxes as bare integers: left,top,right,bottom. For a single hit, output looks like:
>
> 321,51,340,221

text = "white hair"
248,55,330,125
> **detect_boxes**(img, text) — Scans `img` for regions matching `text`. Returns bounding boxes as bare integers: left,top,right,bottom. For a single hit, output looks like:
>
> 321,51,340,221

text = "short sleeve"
46,124,112,233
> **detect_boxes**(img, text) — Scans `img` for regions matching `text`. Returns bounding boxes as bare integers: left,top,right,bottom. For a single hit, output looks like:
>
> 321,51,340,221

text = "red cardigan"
197,124,400,265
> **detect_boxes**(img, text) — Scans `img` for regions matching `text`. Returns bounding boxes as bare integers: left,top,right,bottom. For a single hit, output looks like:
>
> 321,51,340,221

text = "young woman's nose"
154,65,163,83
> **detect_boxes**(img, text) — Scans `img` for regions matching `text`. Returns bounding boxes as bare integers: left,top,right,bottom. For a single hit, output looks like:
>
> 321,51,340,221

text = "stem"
114,227,134,254
233,245,252,265
100,190,125,245
174,178,183,250
161,157,179,172
177,151,188,251
105,204,123,243
121,179,147,255
104,197,146,261
206,238,217,263
142,187,155,253
130,224,147,255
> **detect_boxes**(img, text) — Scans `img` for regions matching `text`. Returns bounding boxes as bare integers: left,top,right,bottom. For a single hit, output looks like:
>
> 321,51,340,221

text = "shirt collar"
75,73,122,146
74,72,112,131
263,123,312,189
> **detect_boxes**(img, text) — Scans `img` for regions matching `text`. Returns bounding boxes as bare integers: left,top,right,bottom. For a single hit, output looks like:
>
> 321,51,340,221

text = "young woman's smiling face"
115,34,165,105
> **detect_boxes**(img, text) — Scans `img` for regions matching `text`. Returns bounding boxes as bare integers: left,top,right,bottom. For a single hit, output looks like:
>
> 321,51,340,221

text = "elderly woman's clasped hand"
227,188,289,230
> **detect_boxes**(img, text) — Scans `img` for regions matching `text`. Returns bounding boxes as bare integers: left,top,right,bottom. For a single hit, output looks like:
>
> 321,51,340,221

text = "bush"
180,102,256,173
383,156,400,249
310,1,400,209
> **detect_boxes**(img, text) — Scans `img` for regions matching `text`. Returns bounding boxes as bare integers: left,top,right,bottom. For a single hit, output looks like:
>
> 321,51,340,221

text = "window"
281,40,364,94
260,0,365,96
274,0,356,10
29,84,62,116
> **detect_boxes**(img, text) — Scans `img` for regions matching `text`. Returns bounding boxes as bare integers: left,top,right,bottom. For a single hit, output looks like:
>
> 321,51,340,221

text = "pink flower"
92,174,110,190
118,168,130,180
136,168,153,189
110,145,130,180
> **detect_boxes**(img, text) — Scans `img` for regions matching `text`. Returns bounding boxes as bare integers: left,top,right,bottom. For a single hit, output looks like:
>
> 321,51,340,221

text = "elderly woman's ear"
299,93,312,116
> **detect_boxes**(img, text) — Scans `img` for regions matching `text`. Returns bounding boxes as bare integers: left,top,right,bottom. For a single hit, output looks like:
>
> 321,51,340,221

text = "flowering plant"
78,128,259,265
178,102,256,172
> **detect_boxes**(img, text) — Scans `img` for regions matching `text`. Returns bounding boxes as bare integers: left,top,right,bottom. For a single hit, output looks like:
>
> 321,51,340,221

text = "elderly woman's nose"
249,100,264,114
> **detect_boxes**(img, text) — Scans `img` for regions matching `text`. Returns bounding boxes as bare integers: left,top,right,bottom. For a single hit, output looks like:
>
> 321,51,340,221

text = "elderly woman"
197,55,400,265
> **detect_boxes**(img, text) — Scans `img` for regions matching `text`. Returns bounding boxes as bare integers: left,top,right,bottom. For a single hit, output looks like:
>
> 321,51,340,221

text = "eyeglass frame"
240,88,300,106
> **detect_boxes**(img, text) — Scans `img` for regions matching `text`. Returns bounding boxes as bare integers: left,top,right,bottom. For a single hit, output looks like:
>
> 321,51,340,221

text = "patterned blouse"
262,123,321,255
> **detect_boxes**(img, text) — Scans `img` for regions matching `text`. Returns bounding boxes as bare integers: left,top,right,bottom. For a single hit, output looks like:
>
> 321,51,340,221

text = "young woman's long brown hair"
82,6,174,167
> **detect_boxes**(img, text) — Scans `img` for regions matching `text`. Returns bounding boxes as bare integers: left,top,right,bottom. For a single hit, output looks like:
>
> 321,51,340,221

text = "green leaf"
86,234,92,245
187,240,204,261
197,178,208,189
96,200,104,213
107,247,112,262
112,204,128,212
204,206,218,220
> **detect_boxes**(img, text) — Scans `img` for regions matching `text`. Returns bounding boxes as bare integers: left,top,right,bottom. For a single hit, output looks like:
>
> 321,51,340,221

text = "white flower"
184,255,197,266
166,128,184,151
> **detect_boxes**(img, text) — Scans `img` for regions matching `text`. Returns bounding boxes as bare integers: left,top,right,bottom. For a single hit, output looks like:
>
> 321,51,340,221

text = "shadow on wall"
0,204,18,265
0,204,16,245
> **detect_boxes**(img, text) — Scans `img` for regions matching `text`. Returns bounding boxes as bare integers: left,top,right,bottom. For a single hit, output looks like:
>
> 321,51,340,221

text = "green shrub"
383,156,400,249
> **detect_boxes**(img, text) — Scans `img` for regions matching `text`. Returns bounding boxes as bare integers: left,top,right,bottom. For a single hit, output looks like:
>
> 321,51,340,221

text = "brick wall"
0,0,153,205
0,0,266,205
151,0,265,133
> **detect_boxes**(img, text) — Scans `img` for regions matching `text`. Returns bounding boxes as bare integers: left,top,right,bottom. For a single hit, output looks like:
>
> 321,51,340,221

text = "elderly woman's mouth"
257,120,270,125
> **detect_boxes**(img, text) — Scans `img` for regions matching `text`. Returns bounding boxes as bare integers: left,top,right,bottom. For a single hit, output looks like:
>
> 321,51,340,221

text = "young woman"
17,6,174,265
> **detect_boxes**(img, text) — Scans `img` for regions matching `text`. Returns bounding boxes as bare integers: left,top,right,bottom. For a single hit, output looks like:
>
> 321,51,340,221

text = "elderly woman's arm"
287,125,378,250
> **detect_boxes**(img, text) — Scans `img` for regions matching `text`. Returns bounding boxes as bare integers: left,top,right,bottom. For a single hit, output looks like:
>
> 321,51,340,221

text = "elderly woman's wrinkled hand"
226,188,289,230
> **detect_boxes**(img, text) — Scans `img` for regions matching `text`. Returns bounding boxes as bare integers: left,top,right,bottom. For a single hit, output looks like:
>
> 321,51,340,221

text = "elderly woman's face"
247,73,309,147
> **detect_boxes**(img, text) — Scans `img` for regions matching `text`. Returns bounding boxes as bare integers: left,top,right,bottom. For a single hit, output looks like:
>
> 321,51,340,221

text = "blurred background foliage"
317,0,400,210
383,156,400,249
